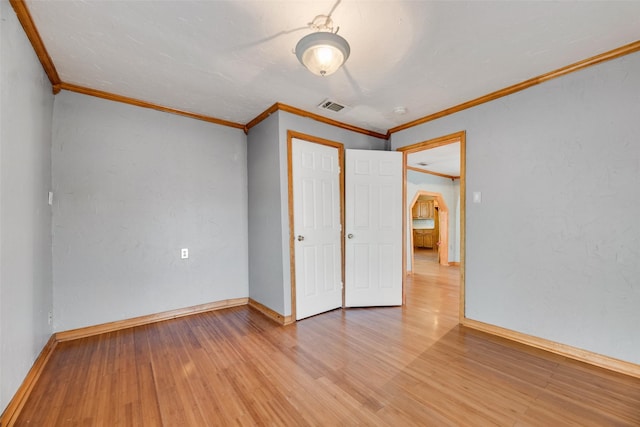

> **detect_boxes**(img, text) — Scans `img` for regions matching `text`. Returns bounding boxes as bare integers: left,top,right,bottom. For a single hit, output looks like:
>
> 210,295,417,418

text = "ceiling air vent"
317,99,348,113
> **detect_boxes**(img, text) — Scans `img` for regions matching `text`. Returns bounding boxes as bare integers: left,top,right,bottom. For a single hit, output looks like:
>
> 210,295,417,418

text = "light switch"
473,192,482,204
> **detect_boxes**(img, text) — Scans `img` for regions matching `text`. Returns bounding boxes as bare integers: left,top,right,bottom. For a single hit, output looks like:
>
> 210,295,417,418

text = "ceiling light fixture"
295,14,350,77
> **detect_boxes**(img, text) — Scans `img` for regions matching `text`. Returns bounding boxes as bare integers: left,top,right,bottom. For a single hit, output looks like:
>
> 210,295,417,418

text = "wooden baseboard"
56,297,249,342
449,261,460,266
248,298,294,325
0,335,58,427
462,317,640,379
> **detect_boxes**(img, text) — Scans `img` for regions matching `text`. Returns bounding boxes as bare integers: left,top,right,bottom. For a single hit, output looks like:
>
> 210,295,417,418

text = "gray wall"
52,91,248,331
406,171,460,269
0,0,54,412
391,51,640,364
247,112,285,313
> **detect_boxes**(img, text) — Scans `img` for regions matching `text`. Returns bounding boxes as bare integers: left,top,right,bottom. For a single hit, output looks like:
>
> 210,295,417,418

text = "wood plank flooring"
15,250,640,425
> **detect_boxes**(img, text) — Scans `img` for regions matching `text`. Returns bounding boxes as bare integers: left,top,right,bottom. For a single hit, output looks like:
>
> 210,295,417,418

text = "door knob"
297,235,305,241
347,233,354,239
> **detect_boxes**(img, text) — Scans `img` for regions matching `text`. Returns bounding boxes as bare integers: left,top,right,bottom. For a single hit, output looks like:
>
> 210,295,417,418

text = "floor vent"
317,99,348,113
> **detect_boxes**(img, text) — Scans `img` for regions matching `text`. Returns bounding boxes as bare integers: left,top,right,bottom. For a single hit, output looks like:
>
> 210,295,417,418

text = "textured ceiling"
25,1,640,134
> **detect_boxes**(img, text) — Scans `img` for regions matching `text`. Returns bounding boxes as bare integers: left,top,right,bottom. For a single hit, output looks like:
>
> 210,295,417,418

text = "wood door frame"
397,131,466,321
287,130,345,322
409,191,449,268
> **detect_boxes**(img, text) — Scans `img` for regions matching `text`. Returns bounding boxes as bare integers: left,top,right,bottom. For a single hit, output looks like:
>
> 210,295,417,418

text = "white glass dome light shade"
295,32,351,76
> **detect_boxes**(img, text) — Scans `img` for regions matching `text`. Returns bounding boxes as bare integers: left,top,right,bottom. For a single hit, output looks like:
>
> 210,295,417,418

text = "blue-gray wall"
391,51,640,364
52,91,248,331
247,112,285,313
0,0,54,412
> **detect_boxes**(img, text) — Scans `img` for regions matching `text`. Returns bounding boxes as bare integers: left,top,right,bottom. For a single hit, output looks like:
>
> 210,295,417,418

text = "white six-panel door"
292,138,342,320
345,149,403,307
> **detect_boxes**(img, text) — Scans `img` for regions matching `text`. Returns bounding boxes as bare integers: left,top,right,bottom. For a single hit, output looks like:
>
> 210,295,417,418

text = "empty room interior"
1,0,640,425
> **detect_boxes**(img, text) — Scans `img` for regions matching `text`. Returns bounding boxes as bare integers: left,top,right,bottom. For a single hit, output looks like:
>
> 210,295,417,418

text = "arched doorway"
409,191,449,269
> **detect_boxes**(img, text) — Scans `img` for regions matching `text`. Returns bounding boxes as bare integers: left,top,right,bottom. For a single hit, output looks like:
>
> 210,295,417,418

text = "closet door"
344,149,403,307
291,138,342,320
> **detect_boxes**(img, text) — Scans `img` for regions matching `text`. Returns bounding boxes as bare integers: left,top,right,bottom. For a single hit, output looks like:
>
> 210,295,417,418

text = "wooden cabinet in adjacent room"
412,200,435,219
413,229,435,249
424,232,435,248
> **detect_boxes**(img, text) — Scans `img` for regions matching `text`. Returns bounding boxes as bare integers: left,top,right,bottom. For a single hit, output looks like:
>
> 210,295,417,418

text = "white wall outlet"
48,311,53,325
181,248,189,259
48,191,53,205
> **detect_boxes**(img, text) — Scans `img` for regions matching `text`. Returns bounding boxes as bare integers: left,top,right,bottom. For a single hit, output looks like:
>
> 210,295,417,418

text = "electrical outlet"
48,311,53,325
181,248,189,259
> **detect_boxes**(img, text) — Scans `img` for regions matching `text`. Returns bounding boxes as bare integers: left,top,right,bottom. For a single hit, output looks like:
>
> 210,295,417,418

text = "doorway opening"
397,131,465,321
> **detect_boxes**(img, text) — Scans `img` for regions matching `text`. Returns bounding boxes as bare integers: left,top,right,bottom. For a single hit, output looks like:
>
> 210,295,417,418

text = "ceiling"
24,1,640,134
407,142,460,177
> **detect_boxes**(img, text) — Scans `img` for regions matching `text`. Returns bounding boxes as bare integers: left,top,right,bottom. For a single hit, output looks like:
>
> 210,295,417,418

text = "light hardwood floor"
15,251,640,425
